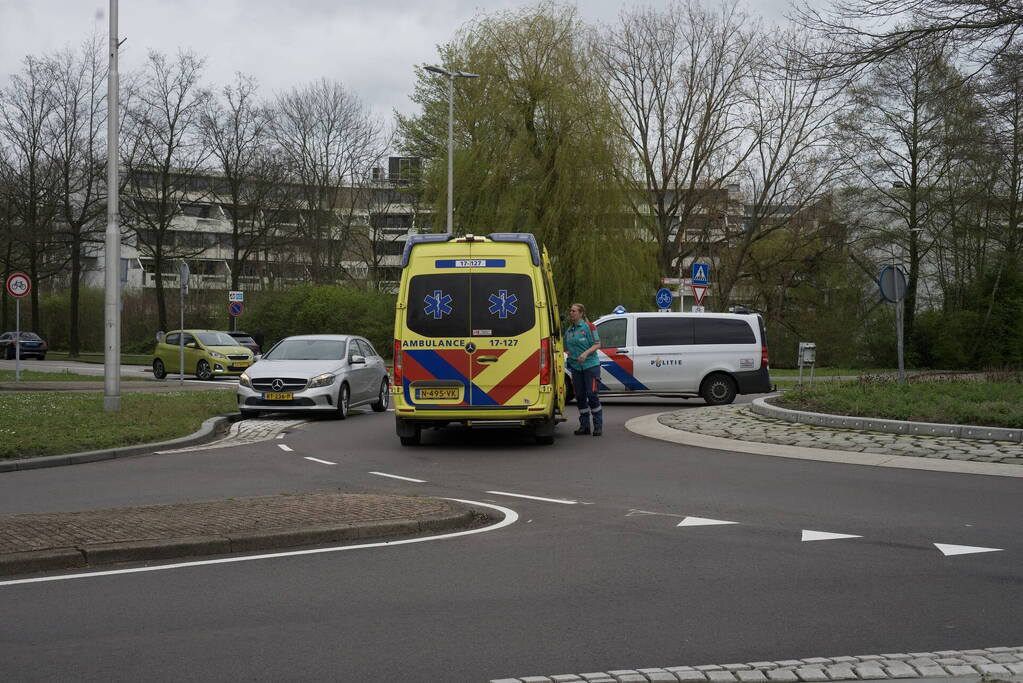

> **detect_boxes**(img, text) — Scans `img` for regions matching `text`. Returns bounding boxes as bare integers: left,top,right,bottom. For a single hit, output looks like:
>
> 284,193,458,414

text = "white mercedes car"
237,334,390,419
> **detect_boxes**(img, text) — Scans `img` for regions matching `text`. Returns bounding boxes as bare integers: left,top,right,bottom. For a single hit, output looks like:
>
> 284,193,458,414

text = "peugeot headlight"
307,373,336,389
208,350,226,359
239,372,252,388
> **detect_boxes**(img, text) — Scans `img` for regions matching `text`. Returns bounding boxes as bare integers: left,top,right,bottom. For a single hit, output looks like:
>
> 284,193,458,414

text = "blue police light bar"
487,232,540,266
401,233,452,267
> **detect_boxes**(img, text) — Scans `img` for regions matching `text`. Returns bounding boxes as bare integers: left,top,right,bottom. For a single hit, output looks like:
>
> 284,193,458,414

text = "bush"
246,285,397,358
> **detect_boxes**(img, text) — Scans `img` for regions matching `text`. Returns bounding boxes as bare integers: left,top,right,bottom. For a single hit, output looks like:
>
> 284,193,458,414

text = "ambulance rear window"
470,273,535,337
407,274,470,338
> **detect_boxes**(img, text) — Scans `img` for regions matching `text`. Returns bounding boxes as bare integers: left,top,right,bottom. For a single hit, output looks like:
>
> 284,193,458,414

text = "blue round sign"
229,301,244,317
655,288,674,310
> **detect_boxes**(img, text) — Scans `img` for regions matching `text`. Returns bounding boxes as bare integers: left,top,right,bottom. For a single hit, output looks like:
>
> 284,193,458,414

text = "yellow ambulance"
392,233,566,445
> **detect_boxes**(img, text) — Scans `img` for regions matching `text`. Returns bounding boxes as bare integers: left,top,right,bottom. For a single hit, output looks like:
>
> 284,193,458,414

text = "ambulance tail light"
539,338,551,385
393,341,403,384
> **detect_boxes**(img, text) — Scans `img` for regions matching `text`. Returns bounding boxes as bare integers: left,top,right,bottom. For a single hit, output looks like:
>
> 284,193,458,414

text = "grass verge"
0,391,237,459
769,367,895,377
45,351,152,366
775,379,1023,428
0,370,148,382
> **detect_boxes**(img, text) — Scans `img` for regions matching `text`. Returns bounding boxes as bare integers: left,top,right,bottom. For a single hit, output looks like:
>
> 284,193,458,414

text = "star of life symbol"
488,290,518,319
424,290,453,319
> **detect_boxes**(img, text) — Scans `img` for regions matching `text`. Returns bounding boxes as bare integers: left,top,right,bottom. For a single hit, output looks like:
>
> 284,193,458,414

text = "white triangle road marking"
677,516,738,527
934,543,1004,557
801,530,862,542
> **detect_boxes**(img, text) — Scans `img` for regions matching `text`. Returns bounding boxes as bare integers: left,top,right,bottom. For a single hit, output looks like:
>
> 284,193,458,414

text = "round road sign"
229,301,244,317
655,287,673,310
878,265,907,303
5,272,31,298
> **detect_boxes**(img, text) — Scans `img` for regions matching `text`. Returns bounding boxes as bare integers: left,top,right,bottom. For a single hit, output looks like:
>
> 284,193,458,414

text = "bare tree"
981,46,1023,263
0,55,60,330
596,0,763,279
715,28,850,310
270,79,385,284
45,35,108,355
121,50,211,331
201,73,296,322
835,38,966,338
793,0,1023,75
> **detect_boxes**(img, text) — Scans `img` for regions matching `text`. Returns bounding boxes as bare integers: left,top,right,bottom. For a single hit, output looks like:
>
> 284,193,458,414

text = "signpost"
655,287,674,311
690,262,709,312
5,272,31,383
179,262,189,385
879,265,909,384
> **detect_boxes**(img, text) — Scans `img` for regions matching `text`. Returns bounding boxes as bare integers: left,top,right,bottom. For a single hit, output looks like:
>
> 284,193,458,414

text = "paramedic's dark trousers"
571,366,602,430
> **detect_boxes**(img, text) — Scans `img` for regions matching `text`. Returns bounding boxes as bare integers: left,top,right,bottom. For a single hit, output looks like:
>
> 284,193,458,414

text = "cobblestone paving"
0,493,453,554
491,646,1023,682
657,405,1023,465
157,416,308,453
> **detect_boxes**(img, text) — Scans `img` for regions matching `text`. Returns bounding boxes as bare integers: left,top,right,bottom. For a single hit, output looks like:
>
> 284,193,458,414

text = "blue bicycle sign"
655,287,673,310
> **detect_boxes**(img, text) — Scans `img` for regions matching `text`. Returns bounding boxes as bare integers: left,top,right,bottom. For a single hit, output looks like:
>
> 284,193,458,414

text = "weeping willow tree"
396,2,657,314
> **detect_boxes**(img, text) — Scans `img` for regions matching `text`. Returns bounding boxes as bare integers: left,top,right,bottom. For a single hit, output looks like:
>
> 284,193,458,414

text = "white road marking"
934,542,1004,557
304,457,335,465
277,444,293,452
0,499,518,587
276,434,285,439
485,491,578,505
801,530,862,542
676,516,738,527
369,472,427,483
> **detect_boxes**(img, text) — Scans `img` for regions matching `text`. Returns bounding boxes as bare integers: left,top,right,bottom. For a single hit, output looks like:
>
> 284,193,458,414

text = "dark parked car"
0,331,48,359
225,331,261,357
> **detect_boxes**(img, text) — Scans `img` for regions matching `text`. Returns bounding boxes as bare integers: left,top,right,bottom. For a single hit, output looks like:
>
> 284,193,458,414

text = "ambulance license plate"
416,388,459,400
264,392,293,401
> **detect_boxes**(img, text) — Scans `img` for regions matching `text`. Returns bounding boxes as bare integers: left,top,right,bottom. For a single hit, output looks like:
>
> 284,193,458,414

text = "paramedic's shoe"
592,428,602,437
574,427,590,435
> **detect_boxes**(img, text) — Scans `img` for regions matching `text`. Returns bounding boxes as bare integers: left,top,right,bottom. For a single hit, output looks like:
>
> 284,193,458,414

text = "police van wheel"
700,373,737,406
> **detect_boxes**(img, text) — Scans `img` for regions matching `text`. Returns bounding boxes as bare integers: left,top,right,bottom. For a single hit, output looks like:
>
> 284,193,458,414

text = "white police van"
570,311,772,405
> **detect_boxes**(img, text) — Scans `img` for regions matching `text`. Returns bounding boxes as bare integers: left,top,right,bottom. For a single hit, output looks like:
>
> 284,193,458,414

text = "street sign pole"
179,262,189,385
14,297,19,383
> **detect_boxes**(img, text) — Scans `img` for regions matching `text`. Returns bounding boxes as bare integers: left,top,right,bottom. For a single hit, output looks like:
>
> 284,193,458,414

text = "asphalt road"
0,396,1020,682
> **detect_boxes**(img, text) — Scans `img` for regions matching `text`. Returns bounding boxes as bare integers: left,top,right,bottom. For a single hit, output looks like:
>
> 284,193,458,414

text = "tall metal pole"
103,0,121,412
446,74,454,234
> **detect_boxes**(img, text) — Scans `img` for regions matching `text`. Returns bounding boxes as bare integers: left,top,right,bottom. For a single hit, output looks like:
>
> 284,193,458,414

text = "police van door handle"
477,356,499,363
616,348,629,354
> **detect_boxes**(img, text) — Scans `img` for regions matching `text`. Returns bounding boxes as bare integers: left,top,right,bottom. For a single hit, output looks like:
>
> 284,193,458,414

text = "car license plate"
230,363,249,370
416,388,459,400
264,392,293,401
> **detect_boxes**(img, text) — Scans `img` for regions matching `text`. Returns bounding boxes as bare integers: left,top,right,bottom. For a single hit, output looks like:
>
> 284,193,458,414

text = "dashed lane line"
304,457,336,465
485,491,578,505
277,444,293,452
370,472,427,483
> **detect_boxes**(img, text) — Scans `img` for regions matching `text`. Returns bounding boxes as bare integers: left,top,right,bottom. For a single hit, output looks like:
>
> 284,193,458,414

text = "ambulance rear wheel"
396,417,420,446
534,418,555,445
700,373,737,406
399,430,420,446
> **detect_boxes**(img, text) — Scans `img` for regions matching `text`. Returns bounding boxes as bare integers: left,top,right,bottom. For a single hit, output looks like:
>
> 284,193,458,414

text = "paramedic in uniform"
564,303,603,436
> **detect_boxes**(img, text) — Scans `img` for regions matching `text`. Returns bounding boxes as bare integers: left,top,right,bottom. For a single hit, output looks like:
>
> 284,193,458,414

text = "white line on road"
934,542,1004,556
276,434,285,439
277,444,293,452
802,530,862,542
676,516,737,527
304,457,335,465
0,499,518,587
485,490,577,505
370,472,427,483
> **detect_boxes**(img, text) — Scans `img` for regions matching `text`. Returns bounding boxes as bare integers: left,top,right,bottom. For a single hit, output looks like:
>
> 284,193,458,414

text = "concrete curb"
625,413,1023,478
0,504,489,577
752,396,1023,442
0,413,240,473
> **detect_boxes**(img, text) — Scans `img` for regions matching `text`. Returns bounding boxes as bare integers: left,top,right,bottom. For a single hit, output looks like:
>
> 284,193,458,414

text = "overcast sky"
1,0,798,124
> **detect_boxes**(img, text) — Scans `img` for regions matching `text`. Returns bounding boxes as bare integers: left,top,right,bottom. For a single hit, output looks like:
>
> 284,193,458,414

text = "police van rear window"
694,318,756,344
406,273,535,338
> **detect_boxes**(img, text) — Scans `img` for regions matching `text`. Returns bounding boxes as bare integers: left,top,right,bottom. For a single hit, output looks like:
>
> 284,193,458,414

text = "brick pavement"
656,404,1023,465
0,492,480,575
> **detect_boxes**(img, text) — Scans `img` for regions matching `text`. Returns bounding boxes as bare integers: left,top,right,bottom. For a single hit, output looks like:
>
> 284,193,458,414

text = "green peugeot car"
153,329,254,380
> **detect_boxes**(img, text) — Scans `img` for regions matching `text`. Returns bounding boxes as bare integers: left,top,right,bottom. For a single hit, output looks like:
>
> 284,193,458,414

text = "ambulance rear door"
466,242,541,409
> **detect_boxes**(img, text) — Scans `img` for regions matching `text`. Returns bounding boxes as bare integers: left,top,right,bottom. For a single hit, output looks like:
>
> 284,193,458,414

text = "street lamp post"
424,65,478,233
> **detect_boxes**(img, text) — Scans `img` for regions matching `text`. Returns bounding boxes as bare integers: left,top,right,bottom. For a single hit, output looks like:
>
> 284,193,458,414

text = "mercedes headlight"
307,373,336,389
239,372,252,388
